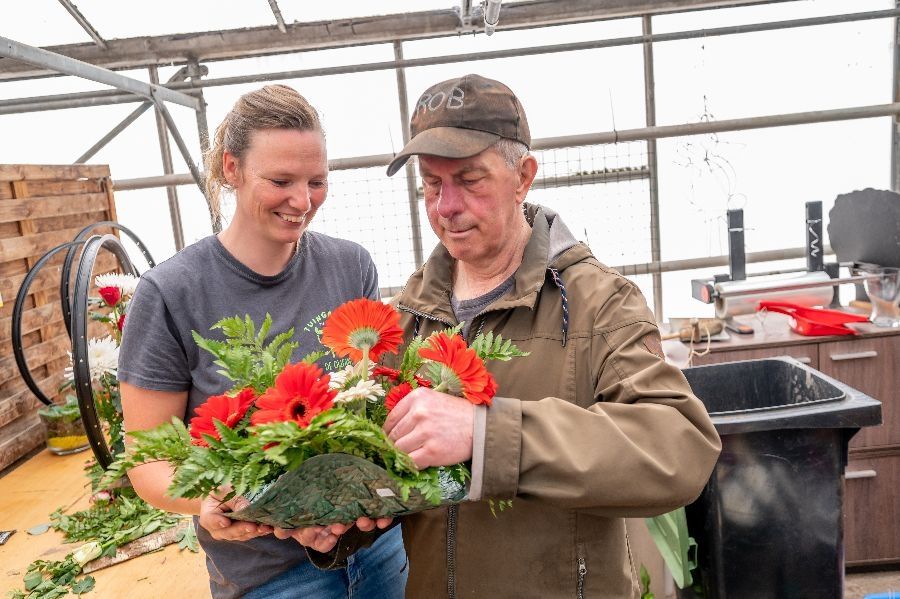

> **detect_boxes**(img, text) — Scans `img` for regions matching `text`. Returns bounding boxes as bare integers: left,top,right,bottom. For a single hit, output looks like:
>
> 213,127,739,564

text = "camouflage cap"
386,74,531,176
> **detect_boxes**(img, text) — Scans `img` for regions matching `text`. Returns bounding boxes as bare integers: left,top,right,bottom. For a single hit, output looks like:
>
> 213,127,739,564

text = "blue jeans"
244,526,407,599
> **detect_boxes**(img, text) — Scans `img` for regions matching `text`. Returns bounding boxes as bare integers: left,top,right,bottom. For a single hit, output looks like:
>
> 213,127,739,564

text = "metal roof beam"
0,36,200,109
2,5,895,115
56,0,108,50
267,0,288,33
0,0,793,81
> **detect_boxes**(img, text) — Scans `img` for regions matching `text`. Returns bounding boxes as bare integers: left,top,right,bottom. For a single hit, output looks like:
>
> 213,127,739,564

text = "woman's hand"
274,517,393,552
199,495,273,542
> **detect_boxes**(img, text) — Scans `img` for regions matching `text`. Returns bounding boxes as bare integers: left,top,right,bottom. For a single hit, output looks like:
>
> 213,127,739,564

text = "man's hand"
275,517,394,553
199,495,273,542
383,387,475,468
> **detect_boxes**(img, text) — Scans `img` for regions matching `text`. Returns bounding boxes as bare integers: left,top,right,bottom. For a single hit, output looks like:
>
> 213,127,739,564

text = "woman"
118,84,406,599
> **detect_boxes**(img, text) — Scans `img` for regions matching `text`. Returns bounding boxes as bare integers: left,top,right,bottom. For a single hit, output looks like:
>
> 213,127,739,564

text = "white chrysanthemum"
66,336,119,381
333,379,385,404
327,364,356,390
327,362,375,390
94,273,139,296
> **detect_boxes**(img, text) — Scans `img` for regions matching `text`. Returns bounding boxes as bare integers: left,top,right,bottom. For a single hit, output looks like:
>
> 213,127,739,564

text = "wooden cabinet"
818,336,899,450
843,451,900,566
673,315,899,567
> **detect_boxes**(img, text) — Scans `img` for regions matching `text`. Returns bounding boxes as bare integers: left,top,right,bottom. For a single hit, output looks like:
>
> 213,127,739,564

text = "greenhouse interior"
0,0,898,597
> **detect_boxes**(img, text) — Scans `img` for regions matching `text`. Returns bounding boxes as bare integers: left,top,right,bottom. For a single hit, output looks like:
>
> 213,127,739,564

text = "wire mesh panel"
311,166,421,294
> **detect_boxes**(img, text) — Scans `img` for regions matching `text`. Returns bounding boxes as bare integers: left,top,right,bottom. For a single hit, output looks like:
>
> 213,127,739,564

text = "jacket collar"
397,204,592,320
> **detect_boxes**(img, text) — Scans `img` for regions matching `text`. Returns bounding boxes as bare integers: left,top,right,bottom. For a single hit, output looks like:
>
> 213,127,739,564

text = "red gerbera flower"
373,366,400,381
251,362,336,428
385,382,414,411
419,332,497,406
321,299,404,363
373,365,431,389
98,286,121,307
189,387,256,446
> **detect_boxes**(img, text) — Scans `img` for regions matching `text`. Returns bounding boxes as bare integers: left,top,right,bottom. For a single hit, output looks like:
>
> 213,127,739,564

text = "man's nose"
436,181,463,218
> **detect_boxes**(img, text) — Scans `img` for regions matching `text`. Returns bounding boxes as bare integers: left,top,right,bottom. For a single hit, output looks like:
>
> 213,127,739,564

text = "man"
301,74,721,598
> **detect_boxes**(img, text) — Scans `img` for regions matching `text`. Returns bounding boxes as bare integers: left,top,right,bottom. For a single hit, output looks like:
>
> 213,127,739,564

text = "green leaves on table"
8,548,96,598
175,524,198,552
50,491,182,551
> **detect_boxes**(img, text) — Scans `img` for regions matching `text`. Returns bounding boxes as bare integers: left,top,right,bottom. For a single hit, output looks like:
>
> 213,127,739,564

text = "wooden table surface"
0,449,210,598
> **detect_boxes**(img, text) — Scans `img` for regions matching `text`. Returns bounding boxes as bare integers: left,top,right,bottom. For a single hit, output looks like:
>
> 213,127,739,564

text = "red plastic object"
757,301,869,336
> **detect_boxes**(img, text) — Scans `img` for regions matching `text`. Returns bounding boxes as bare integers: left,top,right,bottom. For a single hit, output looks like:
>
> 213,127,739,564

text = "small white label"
375,488,396,498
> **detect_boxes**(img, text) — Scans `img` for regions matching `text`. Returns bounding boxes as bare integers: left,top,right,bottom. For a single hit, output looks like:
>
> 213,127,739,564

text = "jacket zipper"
576,543,587,599
397,305,453,328
447,504,458,599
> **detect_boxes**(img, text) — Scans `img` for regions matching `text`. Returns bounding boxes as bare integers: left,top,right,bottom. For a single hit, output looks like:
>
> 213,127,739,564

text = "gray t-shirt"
450,275,515,339
118,232,378,599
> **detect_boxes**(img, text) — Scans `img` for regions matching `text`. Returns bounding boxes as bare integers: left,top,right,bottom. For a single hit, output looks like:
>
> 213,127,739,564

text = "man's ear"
223,150,242,187
515,154,539,202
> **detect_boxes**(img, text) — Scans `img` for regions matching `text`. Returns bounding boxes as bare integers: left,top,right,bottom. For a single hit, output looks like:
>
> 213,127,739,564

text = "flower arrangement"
103,298,527,527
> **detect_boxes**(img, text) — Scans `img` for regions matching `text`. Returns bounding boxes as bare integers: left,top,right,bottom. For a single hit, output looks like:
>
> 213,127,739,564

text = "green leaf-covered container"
229,453,467,528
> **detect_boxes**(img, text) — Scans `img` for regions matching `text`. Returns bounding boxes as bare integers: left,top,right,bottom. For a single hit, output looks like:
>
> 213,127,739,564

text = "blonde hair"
204,84,323,218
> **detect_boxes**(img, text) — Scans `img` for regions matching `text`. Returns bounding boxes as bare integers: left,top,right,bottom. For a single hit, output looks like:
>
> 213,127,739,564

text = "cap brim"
386,127,501,176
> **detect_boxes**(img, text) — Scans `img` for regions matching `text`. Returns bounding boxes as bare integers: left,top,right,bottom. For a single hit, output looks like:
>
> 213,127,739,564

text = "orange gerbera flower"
189,387,256,446
251,362,336,428
418,332,497,406
385,382,413,411
321,298,404,363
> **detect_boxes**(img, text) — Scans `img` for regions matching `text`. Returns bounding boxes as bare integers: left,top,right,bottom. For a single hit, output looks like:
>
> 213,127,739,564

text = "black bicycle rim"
71,234,138,469
12,241,86,406
61,221,155,338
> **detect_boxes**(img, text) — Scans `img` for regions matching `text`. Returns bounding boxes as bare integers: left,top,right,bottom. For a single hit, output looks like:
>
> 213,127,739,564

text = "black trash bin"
679,357,881,599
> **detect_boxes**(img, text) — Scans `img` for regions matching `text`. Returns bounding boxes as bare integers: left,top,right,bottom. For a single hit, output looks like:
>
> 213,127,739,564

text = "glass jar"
37,395,90,455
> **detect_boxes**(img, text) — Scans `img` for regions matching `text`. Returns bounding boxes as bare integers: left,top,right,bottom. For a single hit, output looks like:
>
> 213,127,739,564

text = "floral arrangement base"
229,453,467,528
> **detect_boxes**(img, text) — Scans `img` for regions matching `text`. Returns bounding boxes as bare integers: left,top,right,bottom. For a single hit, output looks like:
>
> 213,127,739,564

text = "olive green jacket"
310,204,720,598
388,204,720,598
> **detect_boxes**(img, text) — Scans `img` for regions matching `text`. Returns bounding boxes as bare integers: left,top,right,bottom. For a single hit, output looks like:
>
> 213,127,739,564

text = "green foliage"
192,314,299,393
101,418,191,489
366,398,389,427
397,336,426,383
469,331,530,362
645,508,697,589
50,490,183,551
302,350,327,365
487,498,514,518
176,523,198,552
106,409,460,506
639,564,655,599
94,373,123,455
36,395,81,422
7,554,95,599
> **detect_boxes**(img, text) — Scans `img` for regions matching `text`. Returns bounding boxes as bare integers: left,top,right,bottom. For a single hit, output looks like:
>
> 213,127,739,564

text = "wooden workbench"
0,449,209,597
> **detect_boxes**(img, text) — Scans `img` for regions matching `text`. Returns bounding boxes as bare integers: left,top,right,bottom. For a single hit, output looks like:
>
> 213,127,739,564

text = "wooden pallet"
0,165,119,472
